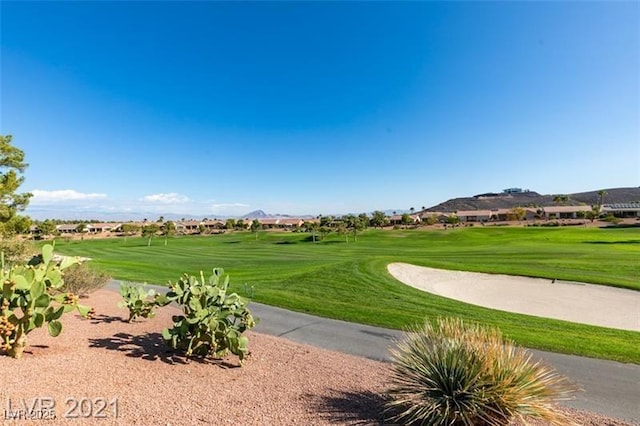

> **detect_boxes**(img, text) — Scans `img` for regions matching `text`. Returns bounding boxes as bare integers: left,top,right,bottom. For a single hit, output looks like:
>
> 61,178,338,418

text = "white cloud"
210,203,249,209
31,189,107,204
141,193,190,204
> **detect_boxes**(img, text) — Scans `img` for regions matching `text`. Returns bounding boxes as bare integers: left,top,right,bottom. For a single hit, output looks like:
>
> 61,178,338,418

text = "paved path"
107,280,640,424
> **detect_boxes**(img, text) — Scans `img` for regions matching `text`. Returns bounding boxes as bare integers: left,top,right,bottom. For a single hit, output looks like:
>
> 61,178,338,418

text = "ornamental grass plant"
386,318,577,425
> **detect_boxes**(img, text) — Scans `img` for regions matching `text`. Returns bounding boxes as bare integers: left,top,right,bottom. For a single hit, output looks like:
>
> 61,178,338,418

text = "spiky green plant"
386,318,577,426
118,282,167,322
162,268,256,364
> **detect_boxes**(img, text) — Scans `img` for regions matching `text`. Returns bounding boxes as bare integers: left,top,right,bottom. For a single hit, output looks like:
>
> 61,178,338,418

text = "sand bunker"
387,263,639,332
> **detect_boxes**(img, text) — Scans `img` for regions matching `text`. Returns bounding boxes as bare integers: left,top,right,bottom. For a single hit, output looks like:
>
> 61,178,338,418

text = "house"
420,212,451,224
490,208,538,222
56,224,79,234
542,205,593,220
87,223,121,233
455,210,492,223
389,214,421,225
258,218,305,228
602,203,640,218
180,220,202,233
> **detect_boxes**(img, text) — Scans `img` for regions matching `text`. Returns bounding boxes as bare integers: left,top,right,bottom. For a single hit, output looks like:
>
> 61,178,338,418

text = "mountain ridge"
425,187,640,212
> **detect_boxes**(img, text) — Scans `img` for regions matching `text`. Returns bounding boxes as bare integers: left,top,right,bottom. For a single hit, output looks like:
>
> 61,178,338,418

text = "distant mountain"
242,210,268,219
425,187,640,212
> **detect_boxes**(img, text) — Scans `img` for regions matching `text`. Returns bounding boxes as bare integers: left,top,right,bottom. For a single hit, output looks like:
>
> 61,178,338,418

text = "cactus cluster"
161,268,256,364
118,283,169,322
0,244,92,358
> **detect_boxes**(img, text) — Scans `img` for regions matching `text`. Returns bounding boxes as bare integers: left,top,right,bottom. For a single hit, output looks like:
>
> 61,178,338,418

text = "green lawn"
53,226,640,363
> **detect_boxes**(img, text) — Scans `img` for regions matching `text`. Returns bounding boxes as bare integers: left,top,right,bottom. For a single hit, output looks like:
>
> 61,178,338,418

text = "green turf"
52,227,640,363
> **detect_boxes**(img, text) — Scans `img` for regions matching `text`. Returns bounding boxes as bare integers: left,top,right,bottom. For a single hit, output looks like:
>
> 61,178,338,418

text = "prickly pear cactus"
118,282,168,322
162,268,257,364
0,244,91,359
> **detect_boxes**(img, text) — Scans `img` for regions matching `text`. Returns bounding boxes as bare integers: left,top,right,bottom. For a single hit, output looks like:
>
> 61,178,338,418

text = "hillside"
426,187,640,212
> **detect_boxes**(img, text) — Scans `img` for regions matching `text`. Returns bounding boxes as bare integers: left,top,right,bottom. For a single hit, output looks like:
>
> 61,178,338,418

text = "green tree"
38,219,58,237
142,224,159,246
401,213,412,229
424,214,438,226
121,223,140,243
344,214,364,242
508,207,526,222
162,221,176,246
358,213,369,229
371,210,388,228
225,218,236,230
447,214,460,225
0,135,32,237
320,215,333,227
319,225,332,241
250,219,261,240
304,221,319,243
336,222,348,243
235,219,245,230
597,190,607,207
586,206,601,223
2,215,32,237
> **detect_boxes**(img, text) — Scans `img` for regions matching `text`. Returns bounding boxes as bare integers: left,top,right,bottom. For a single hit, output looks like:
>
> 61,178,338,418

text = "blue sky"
1,1,638,220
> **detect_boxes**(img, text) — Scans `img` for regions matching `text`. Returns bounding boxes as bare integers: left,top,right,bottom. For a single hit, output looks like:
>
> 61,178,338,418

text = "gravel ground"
0,290,634,425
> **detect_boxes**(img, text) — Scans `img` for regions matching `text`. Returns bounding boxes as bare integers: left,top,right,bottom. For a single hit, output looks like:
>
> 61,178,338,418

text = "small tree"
235,219,245,230
142,224,159,246
597,190,607,207
162,221,176,246
304,221,319,243
586,206,601,223
401,213,412,229
371,210,388,228
336,223,348,243
508,207,526,222
358,213,369,229
447,214,460,225
121,223,140,242
318,225,330,241
250,219,261,240
225,219,236,230
38,220,58,238
344,214,364,241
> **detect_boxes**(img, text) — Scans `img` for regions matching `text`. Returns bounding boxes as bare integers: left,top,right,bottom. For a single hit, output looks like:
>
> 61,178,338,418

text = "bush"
58,262,110,297
0,238,37,266
162,268,256,364
386,318,576,425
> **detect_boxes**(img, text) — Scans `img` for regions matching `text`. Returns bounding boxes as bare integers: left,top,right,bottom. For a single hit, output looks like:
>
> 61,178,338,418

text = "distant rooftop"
502,188,531,194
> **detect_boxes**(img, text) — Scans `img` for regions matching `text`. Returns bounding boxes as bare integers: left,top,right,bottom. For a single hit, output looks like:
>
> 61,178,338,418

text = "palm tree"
598,190,607,207
410,207,415,215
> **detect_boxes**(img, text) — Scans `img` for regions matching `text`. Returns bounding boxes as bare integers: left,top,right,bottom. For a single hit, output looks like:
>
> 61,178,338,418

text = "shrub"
118,283,167,322
162,268,256,364
386,318,576,426
0,238,37,266
58,262,110,297
0,244,91,359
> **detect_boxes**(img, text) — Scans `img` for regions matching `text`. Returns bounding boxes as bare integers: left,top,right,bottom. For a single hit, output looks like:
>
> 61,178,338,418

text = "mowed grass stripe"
53,227,640,363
